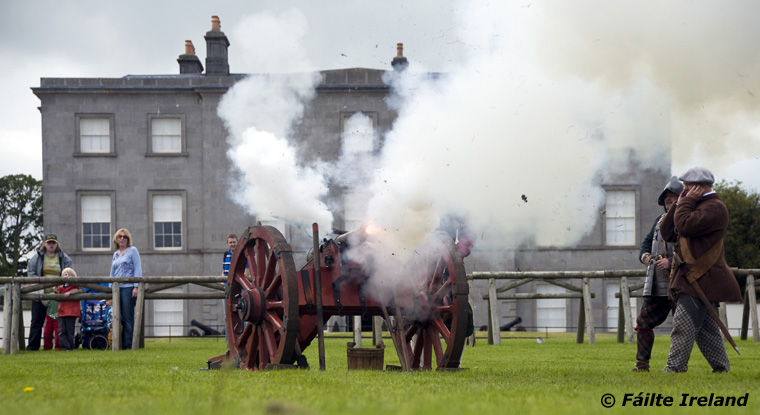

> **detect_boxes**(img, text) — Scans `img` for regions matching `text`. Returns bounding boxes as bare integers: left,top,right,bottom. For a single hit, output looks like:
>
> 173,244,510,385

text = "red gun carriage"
208,224,469,371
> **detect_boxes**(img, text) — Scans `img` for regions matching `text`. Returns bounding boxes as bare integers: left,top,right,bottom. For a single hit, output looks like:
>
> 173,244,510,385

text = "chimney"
177,40,203,74
391,43,408,71
205,15,230,76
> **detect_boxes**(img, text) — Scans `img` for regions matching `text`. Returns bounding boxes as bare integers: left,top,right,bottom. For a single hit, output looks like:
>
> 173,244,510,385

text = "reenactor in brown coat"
660,167,742,373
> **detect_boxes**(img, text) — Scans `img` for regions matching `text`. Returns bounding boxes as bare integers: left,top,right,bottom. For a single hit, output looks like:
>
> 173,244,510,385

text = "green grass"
1,332,759,415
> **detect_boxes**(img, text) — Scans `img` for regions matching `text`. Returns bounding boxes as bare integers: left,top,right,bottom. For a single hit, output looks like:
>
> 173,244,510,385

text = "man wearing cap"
26,233,73,351
660,167,742,372
632,176,682,372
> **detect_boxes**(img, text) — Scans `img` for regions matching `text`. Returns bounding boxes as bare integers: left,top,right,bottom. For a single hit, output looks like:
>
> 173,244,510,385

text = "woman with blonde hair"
110,228,142,350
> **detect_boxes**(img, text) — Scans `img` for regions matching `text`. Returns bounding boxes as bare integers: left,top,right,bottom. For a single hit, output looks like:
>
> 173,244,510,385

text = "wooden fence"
1,276,225,355
468,269,760,346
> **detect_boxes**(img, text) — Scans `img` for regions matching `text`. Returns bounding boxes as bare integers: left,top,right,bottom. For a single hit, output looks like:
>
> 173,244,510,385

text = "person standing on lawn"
55,267,82,351
632,176,682,372
660,167,742,373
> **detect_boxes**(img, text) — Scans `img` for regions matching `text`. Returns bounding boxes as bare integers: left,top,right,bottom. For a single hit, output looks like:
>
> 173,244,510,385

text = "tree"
714,180,760,297
0,174,43,276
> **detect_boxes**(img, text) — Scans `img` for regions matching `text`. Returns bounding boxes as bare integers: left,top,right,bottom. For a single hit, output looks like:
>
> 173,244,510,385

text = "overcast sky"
2,0,759,192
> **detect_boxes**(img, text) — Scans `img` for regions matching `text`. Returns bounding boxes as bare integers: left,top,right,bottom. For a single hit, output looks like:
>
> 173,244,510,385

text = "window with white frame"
605,190,636,246
153,195,182,249
344,190,371,231
536,284,566,332
79,117,111,153
152,286,184,337
81,195,112,250
151,117,182,153
341,113,376,154
606,283,636,332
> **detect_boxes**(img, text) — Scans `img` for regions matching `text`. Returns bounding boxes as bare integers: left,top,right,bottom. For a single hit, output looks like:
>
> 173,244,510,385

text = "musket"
673,252,740,355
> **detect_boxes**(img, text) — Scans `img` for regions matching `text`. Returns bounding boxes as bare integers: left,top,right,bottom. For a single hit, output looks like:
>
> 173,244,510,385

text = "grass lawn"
1,332,758,415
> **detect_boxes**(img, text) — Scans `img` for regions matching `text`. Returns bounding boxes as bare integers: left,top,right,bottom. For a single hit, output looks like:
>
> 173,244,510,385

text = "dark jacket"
640,214,672,297
27,248,73,277
660,193,742,302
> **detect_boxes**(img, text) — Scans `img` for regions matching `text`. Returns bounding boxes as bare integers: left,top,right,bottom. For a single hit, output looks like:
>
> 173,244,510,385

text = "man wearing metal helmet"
660,167,742,373
632,176,683,372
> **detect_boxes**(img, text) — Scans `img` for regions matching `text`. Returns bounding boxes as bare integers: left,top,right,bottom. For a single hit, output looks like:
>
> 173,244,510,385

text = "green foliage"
714,180,760,269
1,334,758,415
0,174,43,276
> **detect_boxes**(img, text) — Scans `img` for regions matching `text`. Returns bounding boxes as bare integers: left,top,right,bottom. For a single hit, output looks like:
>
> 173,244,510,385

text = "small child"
55,267,82,351
42,300,61,350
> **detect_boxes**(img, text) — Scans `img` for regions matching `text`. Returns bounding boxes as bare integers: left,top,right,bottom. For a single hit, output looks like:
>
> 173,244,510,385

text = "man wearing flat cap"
26,233,73,351
632,176,682,372
660,167,742,372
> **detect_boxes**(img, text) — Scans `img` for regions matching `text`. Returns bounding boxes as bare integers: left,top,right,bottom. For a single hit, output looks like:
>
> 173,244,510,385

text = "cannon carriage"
208,224,469,371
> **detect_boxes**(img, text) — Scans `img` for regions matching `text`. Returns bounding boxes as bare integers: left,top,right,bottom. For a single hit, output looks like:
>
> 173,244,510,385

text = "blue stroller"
79,299,112,350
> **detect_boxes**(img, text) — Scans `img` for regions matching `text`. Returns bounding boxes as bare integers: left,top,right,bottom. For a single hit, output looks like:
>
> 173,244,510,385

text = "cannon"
189,319,223,337
207,224,470,371
499,316,523,332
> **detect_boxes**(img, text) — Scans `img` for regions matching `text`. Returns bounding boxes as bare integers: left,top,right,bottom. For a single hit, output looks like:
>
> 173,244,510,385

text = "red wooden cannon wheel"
225,226,300,370
402,232,469,370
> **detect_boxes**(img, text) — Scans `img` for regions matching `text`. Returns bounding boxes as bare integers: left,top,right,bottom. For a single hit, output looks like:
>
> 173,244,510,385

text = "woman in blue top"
111,228,142,350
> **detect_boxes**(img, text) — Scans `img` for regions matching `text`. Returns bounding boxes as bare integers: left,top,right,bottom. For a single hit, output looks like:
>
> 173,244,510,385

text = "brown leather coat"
660,193,742,302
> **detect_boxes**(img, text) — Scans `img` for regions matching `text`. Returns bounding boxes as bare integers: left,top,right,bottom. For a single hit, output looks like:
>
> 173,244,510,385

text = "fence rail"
1,276,226,354
2,271,758,354
467,269,760,346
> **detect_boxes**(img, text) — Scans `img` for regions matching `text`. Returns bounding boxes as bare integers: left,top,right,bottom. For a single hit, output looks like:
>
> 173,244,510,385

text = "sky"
2,1,759,238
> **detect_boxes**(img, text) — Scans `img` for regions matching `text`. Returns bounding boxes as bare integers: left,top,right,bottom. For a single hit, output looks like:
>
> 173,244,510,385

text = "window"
79,117,111,153
152,286,184,337
153,195,182,249
150,117,183,154
341,112,376,154
81,195,111,250
605,190,636,246
344,190,371,231
605,283,636,333
536,284,566,332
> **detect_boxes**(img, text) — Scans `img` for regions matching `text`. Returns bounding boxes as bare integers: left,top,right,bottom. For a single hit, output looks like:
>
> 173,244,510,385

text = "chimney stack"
391,43,408,71
177,40,203,74
205,15,230,76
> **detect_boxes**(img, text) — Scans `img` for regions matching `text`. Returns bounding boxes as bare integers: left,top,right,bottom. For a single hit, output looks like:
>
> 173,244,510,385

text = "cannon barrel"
500,316,523,332
191,319,222,335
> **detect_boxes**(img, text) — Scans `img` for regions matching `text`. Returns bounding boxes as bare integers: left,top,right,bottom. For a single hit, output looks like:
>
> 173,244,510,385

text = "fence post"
11,281,22,353
582,278,595,344
576,296,585,344
372,316,383,346
488,278,500,345
467,278,476,346
2,282,12,354
718,302,727,341
616,294,624,343
353,316,362,347
132,282,146,350
112,282,121,351
747,275,759,342
620,276,634,344
741,287,750,341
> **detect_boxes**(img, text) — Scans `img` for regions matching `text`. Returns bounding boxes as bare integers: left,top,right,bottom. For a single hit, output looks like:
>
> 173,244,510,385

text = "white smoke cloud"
527,1,760,180
218,2,760,288
218,10,333,230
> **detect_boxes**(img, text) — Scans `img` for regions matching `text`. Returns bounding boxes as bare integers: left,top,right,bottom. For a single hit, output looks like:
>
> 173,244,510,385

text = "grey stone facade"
32,22,669,337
